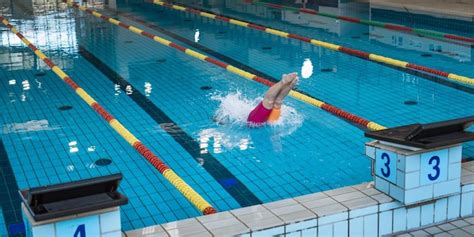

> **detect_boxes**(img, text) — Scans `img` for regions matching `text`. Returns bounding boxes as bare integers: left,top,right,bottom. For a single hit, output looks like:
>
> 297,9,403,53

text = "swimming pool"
0,0,473,234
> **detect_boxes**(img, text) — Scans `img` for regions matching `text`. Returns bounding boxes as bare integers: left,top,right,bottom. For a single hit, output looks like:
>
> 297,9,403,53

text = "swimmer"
247,72,299,127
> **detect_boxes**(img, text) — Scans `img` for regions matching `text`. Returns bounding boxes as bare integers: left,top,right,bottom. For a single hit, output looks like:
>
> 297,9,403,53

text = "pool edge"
125,160,474,236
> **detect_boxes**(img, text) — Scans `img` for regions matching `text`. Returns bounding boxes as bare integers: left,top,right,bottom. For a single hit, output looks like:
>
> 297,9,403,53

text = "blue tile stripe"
78,46,262,207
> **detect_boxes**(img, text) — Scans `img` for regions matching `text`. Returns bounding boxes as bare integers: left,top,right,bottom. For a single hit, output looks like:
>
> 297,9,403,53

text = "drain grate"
35,71,47,77
58,105,73,111
404,100,418,105
95,158,112,166
157,59,167,63
200,86,212,90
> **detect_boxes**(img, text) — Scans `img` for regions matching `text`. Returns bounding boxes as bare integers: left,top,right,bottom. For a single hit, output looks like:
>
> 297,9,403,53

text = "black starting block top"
365,116,474,149
20,174,128,222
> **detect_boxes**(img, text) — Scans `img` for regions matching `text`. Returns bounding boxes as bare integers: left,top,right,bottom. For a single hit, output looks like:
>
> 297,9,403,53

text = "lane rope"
150,0,474,86
0,16,217,215
68,2,387,131
251,0,474,44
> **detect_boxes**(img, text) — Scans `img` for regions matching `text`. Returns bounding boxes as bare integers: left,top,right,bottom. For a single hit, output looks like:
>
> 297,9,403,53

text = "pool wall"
126,160,474,237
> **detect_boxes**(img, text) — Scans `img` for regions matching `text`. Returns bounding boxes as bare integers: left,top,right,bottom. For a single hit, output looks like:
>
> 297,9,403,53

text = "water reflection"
88,162,96,169
373,28,471,62
301,58,313,79
2,120,59,134
114,84,121,96
219,0,473,62
125,84,133,95
68,140,79,153
0,0,79,71
66,165,75,172
35,79,43,89
144,82,152,96
22,80,30,91
87,145,96,152
194,29,200,43
198,128,251,154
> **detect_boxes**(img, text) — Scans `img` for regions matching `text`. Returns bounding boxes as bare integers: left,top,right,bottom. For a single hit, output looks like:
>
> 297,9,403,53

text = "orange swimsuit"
267,107,281,123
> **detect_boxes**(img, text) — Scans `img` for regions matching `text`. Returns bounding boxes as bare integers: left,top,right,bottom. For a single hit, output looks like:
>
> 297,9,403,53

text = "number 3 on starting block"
375,149,397,184
420,149,448,185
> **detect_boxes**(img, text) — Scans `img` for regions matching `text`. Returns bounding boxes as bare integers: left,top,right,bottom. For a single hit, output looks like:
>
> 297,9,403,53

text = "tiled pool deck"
389,216,474,237
125,161,474,237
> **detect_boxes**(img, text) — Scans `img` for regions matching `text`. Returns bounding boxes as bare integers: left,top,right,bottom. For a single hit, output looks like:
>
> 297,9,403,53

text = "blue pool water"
181,0,474,77
0,0,473,234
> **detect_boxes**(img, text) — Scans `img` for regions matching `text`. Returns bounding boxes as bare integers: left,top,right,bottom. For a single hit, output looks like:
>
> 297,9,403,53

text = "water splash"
211,91,256,125
211,91,304,129
199,91,304,154
301,58,313,79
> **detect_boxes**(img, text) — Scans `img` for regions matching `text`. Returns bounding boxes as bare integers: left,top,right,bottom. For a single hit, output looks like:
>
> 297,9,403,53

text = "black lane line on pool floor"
0,140,24,236
114,10,370,131
78,46,262,207
152,2,474,95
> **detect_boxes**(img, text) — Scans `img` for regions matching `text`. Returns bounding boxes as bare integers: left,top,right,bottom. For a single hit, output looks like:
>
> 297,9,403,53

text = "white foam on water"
211,91,257,125
211,91,304,129
196,91,304,154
